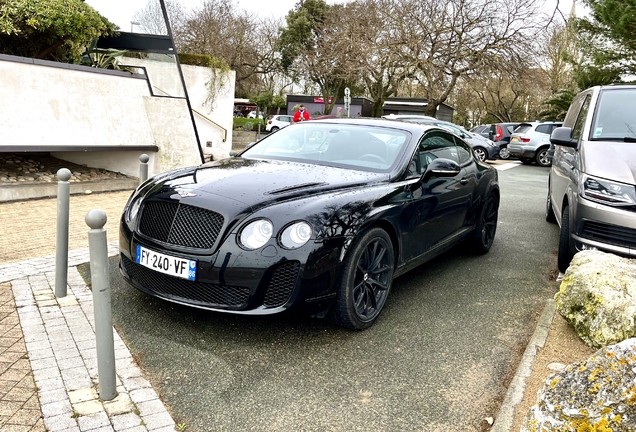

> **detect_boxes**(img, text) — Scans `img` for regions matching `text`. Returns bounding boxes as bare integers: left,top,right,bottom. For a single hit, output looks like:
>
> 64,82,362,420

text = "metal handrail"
151,85,227,142
191,109,227,142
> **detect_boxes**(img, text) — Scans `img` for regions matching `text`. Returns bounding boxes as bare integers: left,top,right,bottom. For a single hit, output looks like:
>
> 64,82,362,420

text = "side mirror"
422,158,461,183
550,127,577,148
229,150,238,157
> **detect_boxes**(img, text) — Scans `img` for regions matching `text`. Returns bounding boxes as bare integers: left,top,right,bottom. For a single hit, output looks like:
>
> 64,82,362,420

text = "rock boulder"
554,250,636,349
522,338,636,431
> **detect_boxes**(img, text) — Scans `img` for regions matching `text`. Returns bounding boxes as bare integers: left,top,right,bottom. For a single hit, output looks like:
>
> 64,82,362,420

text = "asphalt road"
80,163,562,432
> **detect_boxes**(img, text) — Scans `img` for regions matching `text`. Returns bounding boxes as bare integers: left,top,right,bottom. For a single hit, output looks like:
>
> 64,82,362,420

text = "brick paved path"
1,191,131,265
0,191,178,431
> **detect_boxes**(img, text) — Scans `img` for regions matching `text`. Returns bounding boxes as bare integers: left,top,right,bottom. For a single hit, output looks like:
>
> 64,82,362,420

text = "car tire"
271,126,279,132
535,147,551,167
471,193,499,254
557,205,574,273
520,158,533,165
499,146,510,160
329,227,394,330
473,147,487,162
546,188,556,223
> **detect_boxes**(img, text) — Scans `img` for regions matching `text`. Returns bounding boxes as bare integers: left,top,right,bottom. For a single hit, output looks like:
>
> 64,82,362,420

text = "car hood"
155,157,388,210
582,142,636,185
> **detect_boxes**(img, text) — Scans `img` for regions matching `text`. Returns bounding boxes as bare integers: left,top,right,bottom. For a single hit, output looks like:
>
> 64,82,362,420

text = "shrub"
178,53,212,67
0,0,116,62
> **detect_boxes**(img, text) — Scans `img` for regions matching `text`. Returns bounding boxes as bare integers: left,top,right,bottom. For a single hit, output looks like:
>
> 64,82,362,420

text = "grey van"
547,85,636,272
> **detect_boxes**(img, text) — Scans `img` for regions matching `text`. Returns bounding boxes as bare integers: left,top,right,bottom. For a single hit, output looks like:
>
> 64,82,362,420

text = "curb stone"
491,299,556,431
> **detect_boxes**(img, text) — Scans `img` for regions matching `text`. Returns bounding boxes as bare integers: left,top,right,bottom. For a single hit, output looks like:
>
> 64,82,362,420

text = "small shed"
382,97,454,122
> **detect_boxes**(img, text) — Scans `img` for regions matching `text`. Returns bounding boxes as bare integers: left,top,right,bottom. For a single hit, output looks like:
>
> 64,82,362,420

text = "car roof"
381,114,438,120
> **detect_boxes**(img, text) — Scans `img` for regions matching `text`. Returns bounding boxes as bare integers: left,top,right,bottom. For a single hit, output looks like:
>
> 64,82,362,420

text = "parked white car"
266,114,293,132
247,111,263,119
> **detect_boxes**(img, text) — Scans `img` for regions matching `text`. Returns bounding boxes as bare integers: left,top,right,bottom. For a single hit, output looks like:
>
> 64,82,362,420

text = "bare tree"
466,58,550,122
132,0,186,36
537,20,578,94
345,0,411,116
176,0,285,96
385,0,546,117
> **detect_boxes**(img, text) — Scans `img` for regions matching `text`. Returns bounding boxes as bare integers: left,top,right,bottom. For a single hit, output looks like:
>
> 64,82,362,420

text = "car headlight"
125,195,143,222
279,222,312,249
580,174,636,206
239,219,273,250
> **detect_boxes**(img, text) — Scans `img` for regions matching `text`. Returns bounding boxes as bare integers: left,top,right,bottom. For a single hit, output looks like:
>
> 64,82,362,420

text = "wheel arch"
340,219,400,271
370,219,400,270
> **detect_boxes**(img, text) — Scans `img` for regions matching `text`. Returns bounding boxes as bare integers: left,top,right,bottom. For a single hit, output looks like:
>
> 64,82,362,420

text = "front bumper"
119,219,345,316
571,196,636,257
485,145,500,160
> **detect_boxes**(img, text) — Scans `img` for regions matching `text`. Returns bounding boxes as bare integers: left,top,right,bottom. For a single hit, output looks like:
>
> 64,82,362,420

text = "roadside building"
382,97,454,122
286,95,374,118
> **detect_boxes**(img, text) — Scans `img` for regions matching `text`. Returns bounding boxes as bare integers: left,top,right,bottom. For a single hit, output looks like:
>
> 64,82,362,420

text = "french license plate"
135,245,196,281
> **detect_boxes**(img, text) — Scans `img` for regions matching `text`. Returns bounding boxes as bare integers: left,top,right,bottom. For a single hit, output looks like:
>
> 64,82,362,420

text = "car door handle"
460,178,469,185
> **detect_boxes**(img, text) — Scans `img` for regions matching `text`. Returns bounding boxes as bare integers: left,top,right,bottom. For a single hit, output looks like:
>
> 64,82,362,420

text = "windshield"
241,123,411,172
591,89,636,140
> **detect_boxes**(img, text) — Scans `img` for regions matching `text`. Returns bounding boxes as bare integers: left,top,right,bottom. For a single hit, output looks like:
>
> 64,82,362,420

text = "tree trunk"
371,101,384,117
424,101,438,118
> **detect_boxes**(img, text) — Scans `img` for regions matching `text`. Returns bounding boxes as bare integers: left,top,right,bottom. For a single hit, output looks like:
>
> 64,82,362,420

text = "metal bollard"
55,168,71,298
139,154,149,184
85,209,117,401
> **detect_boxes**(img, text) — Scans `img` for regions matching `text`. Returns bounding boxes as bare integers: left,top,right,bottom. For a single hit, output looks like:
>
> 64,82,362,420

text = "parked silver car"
384,116,500,161
508,121,563,167
546,85,636,272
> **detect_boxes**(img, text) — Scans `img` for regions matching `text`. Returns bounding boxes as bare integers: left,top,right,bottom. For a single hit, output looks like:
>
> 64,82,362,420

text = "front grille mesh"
122,255,249,308
263,261,300,308
139,201,224,249
581,220,636,249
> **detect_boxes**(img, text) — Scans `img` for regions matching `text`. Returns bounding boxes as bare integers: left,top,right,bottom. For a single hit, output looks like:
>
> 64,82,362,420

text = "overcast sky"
85,0,315,31
85,0,584,34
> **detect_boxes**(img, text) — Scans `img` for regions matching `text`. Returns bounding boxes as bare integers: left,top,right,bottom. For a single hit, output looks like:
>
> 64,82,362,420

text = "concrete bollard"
139,154,149,184
85,209,117,401
55,168,72,298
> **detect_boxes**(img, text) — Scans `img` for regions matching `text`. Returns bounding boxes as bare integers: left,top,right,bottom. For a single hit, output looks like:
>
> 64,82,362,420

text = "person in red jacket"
293,104,310,122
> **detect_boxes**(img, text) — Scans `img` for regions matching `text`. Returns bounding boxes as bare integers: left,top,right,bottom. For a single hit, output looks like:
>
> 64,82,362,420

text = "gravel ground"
0,153,133,184
511,308,595,428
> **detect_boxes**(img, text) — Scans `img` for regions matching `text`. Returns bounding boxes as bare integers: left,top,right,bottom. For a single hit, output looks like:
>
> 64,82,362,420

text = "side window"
571,96,591,141
563,94,586,128
535,125,551,134
283,116,292,122
453,137,473,165
407,131,458,177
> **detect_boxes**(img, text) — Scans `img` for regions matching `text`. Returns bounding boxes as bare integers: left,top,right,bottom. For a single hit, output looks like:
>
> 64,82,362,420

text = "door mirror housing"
550,127,577,148
422,158,461,183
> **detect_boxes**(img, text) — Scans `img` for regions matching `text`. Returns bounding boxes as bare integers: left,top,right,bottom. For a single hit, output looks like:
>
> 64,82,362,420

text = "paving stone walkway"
0,190,178,431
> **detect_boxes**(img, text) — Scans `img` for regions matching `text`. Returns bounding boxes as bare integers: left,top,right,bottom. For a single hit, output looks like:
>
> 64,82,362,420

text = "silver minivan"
547,85,636,272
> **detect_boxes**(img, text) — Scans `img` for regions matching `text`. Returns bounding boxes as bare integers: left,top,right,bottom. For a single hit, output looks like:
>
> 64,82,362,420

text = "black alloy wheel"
471,193,499,254
473,147,487,162
330,228,394,330
535,148,551,167
557,204,574,273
